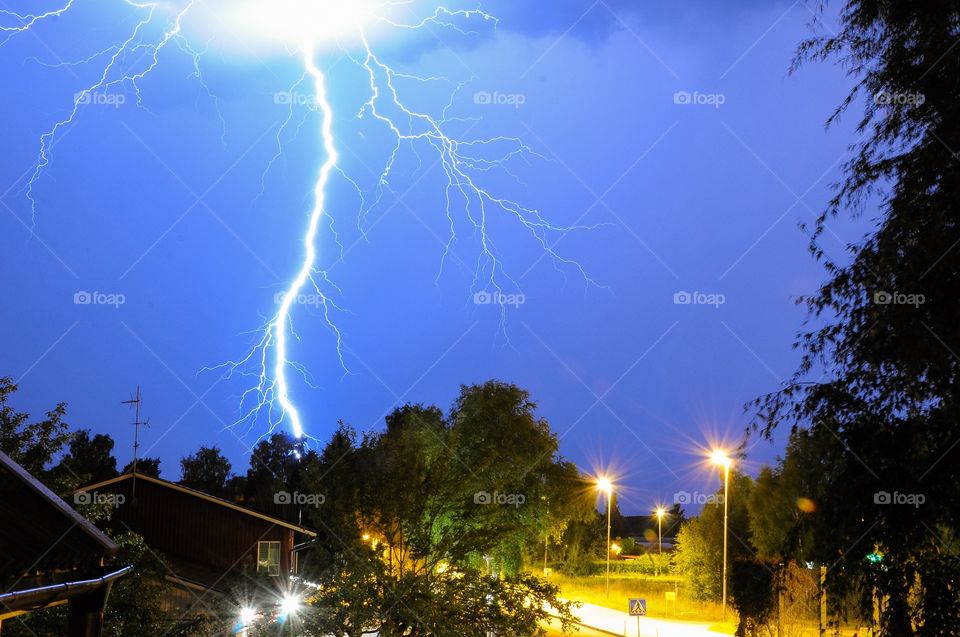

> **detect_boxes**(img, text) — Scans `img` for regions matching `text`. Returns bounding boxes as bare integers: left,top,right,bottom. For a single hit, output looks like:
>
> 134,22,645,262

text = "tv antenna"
122,386,149,500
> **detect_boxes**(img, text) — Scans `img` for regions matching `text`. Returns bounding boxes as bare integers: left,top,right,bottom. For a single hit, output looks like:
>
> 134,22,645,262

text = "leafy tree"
753,3,960,634
180,445,233,496
287,381,580,636
122,456,161,477
729,557,778,637
243,432,304,510
53,429,118,486
747,440,816,563
0,377,70,477
673,472,754,601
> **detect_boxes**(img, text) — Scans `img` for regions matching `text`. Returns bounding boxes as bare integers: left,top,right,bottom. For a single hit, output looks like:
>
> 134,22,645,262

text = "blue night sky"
0,1,870,514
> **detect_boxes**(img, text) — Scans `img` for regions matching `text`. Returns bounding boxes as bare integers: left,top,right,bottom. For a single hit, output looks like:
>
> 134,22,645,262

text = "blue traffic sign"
628,598,647,616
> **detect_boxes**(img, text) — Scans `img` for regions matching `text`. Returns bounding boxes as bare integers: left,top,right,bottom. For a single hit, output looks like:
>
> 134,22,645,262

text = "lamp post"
711,450,732,622
596,476,613,599
655,507,666,576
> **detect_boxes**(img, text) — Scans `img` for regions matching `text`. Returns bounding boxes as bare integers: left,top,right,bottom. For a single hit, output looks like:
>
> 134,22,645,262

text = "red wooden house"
78,473,315,615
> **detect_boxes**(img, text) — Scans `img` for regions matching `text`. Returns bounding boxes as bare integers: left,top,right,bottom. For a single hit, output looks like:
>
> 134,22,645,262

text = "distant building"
78,472,316,617
0,451,130,637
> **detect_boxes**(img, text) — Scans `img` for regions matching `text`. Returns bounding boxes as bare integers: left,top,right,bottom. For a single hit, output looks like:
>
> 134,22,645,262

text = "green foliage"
605,555,670,576
180,445,233,496
0,377,70,477
752,3,960,635
729,558,777,637
673,516,720,602
672,472,753,602
51,429,118,486
286,381,582,636
747,448,815,562
122,456,161,477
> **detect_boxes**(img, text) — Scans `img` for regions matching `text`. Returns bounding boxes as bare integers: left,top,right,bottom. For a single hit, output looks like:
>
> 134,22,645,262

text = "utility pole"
122,387,148,501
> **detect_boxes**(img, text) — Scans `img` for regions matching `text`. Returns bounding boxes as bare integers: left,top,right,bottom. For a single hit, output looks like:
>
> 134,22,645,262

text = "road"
562,601,730,637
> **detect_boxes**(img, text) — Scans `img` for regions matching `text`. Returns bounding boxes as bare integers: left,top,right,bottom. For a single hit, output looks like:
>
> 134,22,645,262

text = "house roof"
79,472,317,536
0,451,118,577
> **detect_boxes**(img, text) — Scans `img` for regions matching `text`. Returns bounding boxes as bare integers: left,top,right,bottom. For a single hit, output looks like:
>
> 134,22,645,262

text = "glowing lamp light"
239,606,256,626
596,476,613,495
655,507,666,519
710,449,731,467
279,594,299,618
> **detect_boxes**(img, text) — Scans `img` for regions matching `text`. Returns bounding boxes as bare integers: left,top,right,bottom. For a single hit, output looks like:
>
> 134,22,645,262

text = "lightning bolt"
268,43,339,440
9,2,598,441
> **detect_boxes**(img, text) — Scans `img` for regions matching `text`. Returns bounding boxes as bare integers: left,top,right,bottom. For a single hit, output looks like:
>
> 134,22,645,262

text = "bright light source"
279,594,299,617
596,476,613,495
655,507,666,519
214,0,384,49
239,606,256,626
611,543,622,554
710,449,731,467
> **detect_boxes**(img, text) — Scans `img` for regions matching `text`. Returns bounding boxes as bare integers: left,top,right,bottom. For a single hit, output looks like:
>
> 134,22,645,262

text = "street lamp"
596,476,614,599
238,606,256,636
655,507,666,576
711,449,732,622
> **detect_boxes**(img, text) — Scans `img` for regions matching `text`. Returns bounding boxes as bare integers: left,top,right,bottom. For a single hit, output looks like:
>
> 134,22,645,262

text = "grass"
546,572,727,623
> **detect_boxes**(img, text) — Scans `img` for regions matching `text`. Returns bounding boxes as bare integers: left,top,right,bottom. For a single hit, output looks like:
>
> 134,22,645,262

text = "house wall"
94,478,294,576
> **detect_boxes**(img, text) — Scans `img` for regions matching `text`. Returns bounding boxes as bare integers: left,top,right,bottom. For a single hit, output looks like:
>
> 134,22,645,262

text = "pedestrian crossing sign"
628,598,647,616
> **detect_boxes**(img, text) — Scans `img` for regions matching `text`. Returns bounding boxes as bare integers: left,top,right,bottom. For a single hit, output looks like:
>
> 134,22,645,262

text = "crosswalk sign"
628,598,647,616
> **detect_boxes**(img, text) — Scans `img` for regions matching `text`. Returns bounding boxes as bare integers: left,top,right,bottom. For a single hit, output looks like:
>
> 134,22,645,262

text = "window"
257,541,281,576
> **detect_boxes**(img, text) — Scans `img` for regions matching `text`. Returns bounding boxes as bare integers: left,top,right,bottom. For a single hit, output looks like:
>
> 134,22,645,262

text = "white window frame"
257,540,281,576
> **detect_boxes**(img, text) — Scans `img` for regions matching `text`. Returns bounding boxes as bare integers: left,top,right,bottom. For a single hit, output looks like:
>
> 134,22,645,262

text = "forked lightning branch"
3,0,595,439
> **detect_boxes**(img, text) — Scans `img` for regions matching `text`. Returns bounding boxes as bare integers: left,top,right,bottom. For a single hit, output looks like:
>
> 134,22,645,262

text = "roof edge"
79,472,317,536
